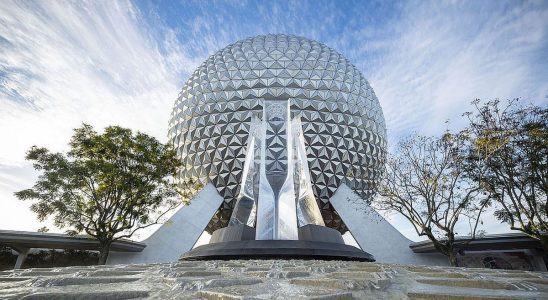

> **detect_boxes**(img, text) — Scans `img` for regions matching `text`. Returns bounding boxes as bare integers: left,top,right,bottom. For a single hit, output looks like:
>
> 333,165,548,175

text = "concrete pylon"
13,247,30,269
107,183,224,265
329,184,448,266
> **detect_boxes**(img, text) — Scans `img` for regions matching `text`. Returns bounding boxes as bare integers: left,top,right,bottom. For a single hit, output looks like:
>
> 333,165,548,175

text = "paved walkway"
1,259,547,299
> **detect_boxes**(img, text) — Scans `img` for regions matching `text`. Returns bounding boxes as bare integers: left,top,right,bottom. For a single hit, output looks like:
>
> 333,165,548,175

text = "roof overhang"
409,233,544,253
0,230,146,252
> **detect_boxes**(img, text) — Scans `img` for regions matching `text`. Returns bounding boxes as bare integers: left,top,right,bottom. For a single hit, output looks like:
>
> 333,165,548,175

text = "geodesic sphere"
168,34,387,233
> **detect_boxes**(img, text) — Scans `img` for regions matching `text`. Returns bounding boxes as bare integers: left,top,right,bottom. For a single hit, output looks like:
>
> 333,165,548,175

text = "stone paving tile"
415,278,513,290
407,284,546,300
415,271,468,278
0,277,33,282
172,271,223,277
0,259,546,299
88,270,144,276
204,278,263,288
20,288,150,300
32,276,142,287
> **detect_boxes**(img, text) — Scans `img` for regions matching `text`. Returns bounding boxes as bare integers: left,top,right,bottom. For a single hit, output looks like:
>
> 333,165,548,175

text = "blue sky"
0,0,547,241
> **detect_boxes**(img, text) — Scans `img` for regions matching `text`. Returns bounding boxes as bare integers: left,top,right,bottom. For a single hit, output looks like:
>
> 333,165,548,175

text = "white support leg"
329,184,448,266
14,247,30,269
107,183,225,265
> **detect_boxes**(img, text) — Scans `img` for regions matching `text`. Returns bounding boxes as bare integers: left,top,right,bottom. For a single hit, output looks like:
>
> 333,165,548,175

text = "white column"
329,184,448,265
107,183,224,265
14,247,30,269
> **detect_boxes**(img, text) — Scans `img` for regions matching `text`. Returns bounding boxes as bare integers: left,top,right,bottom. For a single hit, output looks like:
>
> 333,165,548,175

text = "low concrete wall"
330,184,448,266
107,183,224,265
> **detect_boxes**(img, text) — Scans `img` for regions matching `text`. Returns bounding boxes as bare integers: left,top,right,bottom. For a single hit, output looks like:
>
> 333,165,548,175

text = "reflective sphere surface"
169,34,386,233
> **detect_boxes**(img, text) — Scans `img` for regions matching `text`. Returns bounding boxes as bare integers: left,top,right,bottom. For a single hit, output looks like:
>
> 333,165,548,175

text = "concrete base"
181,240,375,261
184,223,371,261
210,224,256,243
107,183,224,265
329,184,448,266
298,224,345,244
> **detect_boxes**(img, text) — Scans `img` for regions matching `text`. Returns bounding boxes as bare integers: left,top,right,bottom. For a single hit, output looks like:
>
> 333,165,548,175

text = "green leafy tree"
375,133,490,266
464,99,547,260
15,124,184,264
37,226,49,233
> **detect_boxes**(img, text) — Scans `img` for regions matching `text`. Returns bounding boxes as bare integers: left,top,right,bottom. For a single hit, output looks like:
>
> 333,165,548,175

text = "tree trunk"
98,242,111,265
539,235,548,270
448,251,458,267
428,237,458,267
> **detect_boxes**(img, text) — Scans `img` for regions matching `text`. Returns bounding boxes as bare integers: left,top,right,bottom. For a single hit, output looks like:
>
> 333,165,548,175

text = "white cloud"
0,1,184,165
0,1,200,234
367,1,548,144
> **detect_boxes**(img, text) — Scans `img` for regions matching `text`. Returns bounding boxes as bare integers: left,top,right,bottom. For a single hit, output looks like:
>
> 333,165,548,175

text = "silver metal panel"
256,108,276,239
232,100,321,240
168,34,387,234
256,101,299,240
271,101,298,240
229,116,260,227
293,117,325,227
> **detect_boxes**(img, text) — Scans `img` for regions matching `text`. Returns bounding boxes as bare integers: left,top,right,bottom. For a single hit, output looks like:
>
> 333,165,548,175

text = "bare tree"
375,133,489,266
464,99,547,260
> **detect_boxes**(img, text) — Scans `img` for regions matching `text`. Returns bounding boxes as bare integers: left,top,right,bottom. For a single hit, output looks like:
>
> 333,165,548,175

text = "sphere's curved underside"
169,34,387,234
